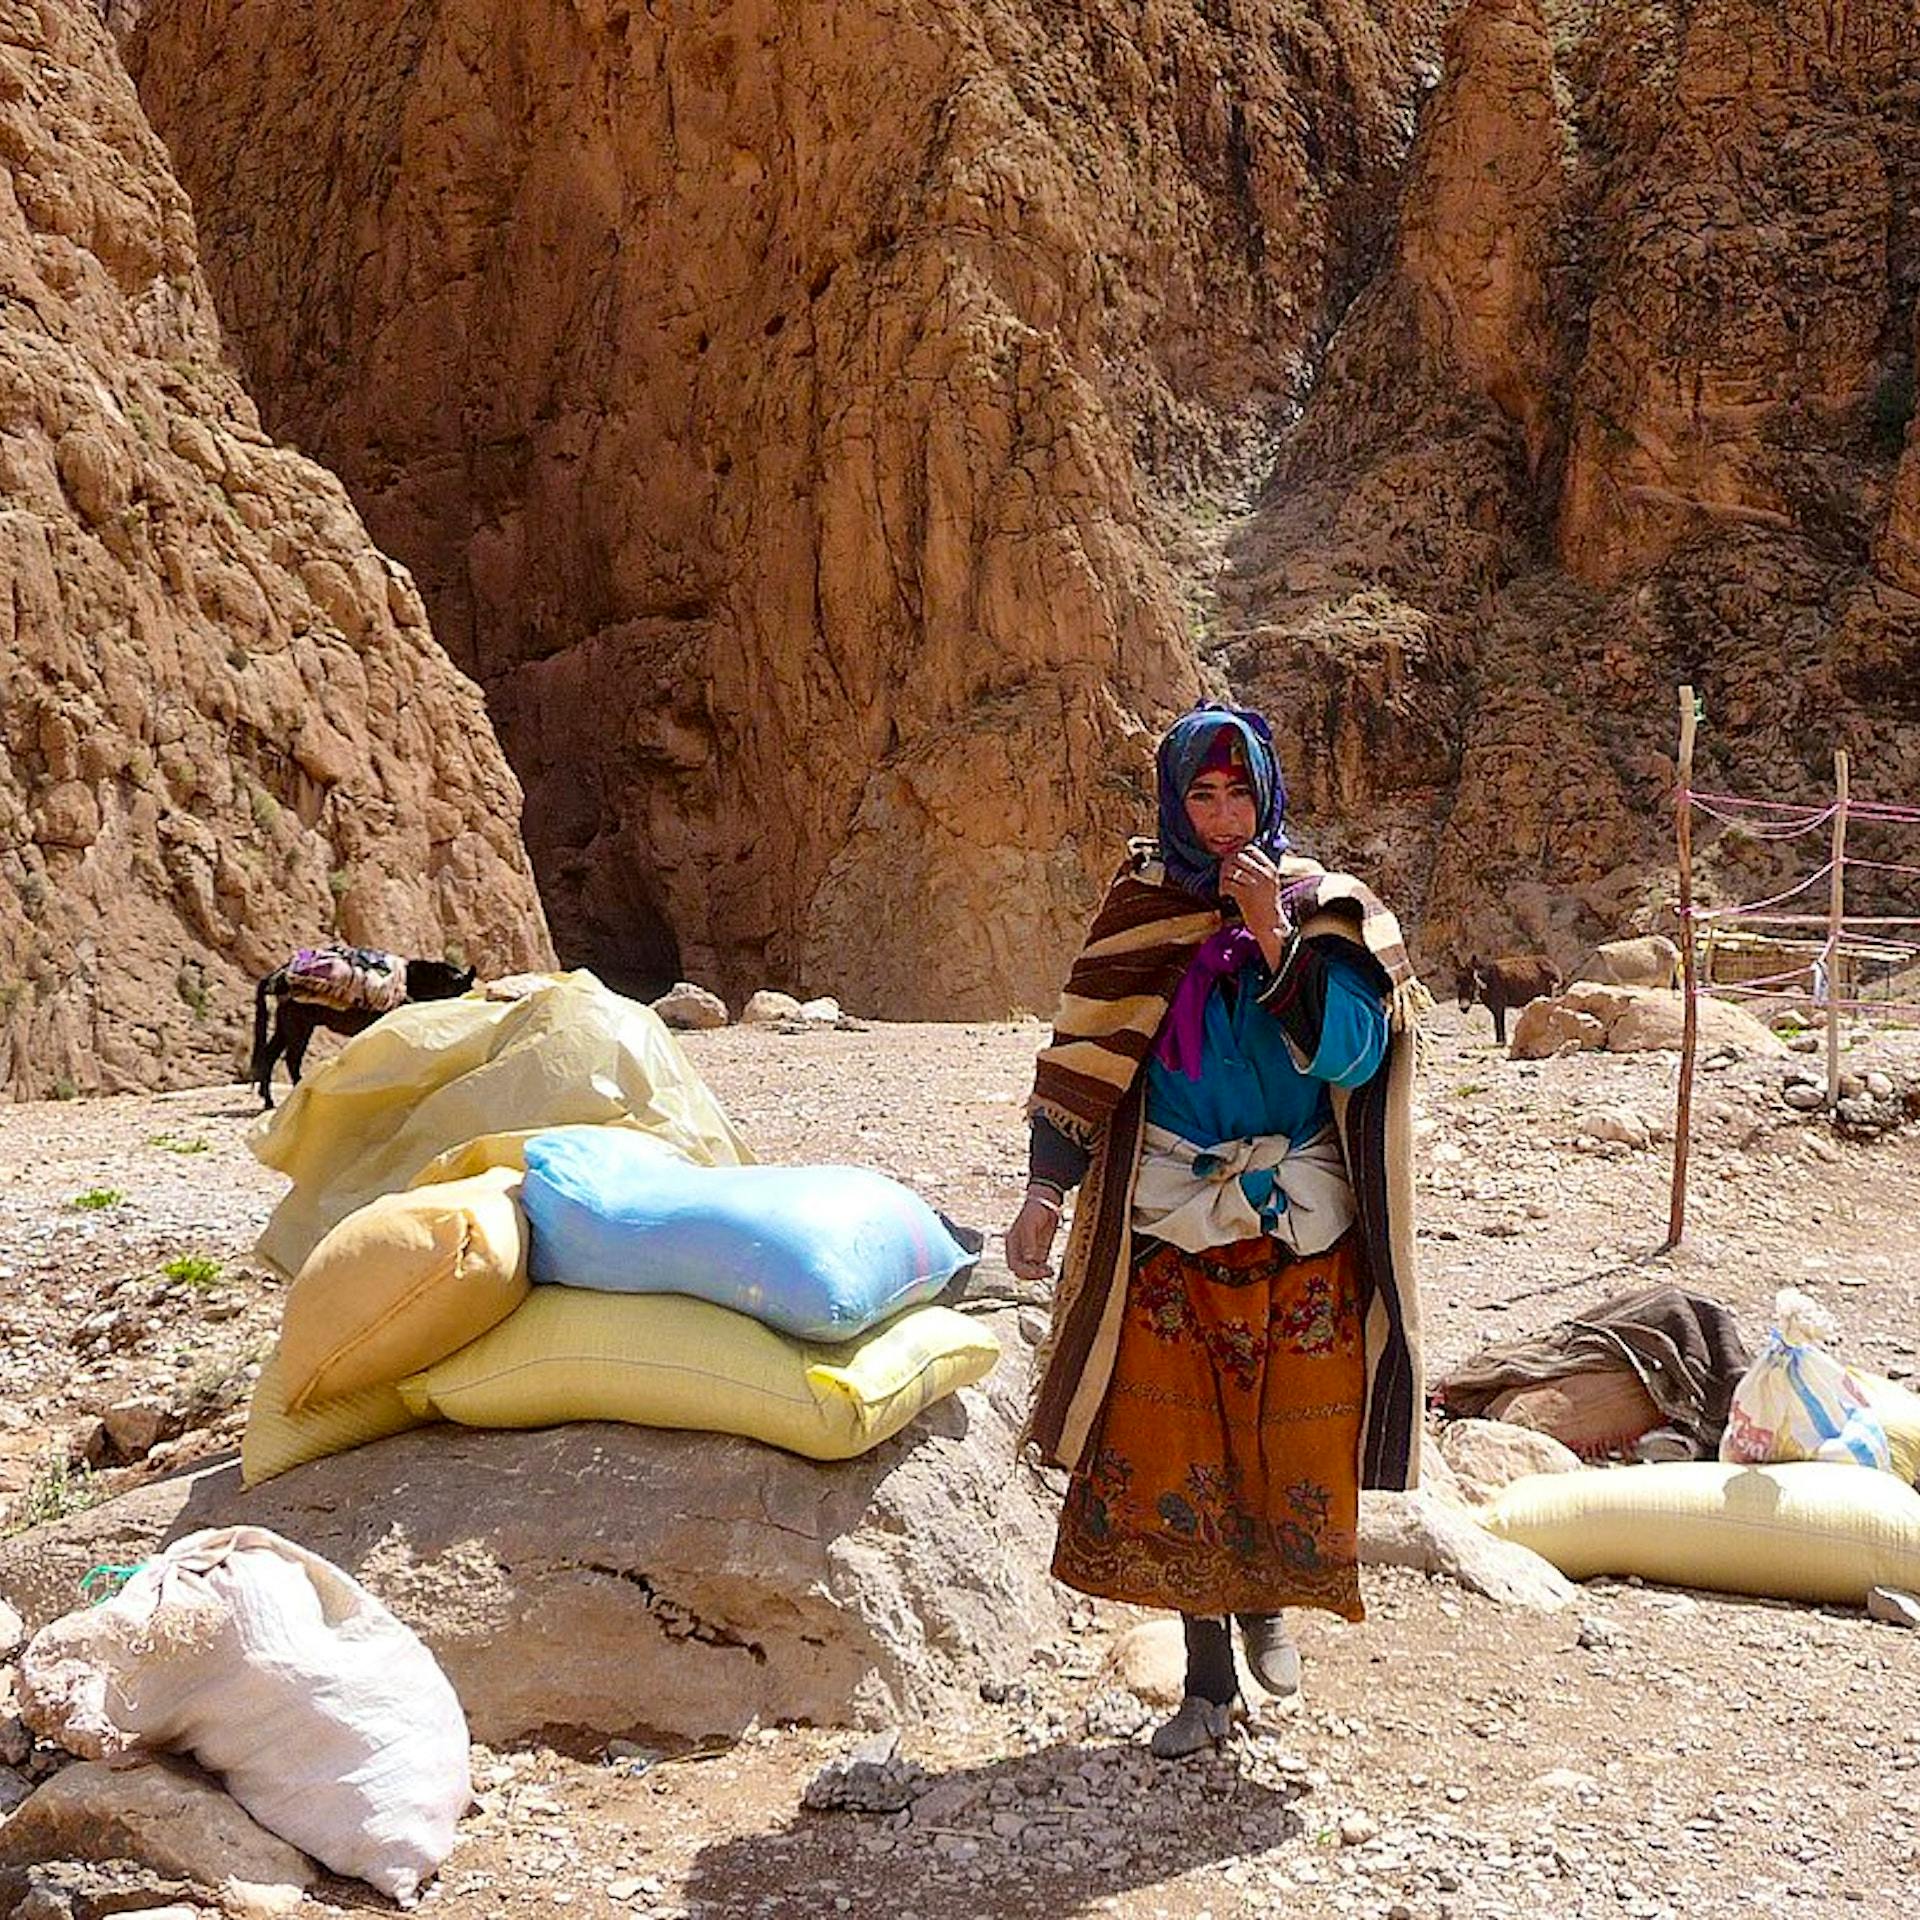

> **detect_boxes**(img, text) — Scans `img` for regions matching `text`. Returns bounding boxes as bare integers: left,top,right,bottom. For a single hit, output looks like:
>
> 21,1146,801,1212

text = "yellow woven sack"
278,1166,530,1412
1482,1460,1920,1605
1857,1372,1920,1486
243,1347,432,1487
397,1288,1000,1462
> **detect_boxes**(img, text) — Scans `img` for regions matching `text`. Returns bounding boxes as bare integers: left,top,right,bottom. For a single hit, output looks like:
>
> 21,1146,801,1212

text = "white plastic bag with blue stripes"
1719,1288,1892,1474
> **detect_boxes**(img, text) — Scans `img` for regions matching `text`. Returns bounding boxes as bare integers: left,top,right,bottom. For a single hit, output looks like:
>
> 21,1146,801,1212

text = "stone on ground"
0,1758,312,1914
1509,1001,1608,1058
649,983,729,1030
1437,1419,1583,1506
1360,1489,1578,1611
1510,985,1785,1060
740,990,803,1025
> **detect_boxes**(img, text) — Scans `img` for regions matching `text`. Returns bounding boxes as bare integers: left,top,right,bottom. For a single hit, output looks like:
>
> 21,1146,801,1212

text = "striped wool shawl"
1024,844,1432,1491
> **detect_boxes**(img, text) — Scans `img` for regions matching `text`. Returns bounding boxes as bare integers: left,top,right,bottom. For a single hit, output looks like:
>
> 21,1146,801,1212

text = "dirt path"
2,1010,1917,1918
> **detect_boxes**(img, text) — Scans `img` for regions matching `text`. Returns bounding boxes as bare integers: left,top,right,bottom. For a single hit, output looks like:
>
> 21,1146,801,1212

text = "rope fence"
1665,686,1920,1246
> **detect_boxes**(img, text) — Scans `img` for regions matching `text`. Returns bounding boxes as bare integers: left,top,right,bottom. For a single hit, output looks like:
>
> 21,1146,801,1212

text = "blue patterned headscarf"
1155,703,1288,898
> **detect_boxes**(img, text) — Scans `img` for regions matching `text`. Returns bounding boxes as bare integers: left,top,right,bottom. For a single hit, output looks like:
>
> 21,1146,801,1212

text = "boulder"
1099,1619,1188,1707
1359,1489,1578,1612
0,1862,217,1920
0,1343,1063,1744
798,997,844,1025
1436,1419,1584,1506
0,1759,312,1915
1097,1617,1295,1708
1606,991,1785,1057
101,1400,173,1461
1509,1002,1608,1059
649,983,729,1031
739,991,804,1026
1511,985,1786,1061
0,1601,20,1663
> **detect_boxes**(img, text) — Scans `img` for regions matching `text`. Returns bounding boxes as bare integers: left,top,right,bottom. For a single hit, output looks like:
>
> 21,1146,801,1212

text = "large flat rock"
0,1349,1063,1745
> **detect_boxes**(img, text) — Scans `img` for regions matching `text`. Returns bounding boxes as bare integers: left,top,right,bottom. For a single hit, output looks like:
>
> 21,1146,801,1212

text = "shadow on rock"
685,1736,1307,1918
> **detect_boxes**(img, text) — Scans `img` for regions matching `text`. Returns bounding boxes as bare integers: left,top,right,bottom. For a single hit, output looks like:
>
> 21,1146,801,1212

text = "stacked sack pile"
242,971,998,1484
1481,1289,1920,1609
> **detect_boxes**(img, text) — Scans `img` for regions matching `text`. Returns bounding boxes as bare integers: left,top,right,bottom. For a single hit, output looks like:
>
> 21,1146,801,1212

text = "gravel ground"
2,1007,1918,1918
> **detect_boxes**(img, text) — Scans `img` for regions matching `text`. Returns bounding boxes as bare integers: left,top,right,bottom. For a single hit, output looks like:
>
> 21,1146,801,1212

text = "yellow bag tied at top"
277,1166,530,1412
397,1287,1000,1462
248,970,751,1278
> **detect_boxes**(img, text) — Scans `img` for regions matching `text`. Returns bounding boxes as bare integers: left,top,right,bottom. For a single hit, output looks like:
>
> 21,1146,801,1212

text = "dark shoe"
1149,1694,1238,1759
1236,1612,1301,1698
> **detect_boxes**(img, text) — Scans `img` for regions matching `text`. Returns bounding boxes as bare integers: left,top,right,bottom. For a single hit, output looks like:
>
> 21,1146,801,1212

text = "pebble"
1867,1588,1920,1630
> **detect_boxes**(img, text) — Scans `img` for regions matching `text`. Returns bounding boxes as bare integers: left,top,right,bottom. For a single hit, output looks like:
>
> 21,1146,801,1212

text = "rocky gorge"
6,0,1918,1076
104,0,1920,1028
0,0,554,1101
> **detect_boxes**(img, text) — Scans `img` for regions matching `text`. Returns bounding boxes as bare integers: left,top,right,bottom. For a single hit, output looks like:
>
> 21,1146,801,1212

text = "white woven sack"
19,1525,469,1902
1719,1288,1891,1474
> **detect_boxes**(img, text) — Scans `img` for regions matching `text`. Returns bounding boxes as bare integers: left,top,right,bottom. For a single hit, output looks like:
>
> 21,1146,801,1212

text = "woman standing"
1006,704,1427,1757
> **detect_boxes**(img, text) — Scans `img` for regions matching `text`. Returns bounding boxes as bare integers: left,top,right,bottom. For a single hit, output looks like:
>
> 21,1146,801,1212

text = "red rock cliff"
1221,0,1920,969
0,0,553,1099
123,0,1450,1014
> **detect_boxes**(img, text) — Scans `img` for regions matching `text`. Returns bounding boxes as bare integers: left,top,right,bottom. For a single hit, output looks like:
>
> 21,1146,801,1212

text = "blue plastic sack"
521,1128,975,1340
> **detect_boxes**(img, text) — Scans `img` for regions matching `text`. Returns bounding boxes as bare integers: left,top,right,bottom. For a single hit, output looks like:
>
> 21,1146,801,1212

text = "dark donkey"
251,945,475,1108
1456,953,1562,1047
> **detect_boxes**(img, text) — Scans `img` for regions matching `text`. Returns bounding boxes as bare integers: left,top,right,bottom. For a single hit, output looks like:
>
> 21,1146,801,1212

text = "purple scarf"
1153,924,1262,1080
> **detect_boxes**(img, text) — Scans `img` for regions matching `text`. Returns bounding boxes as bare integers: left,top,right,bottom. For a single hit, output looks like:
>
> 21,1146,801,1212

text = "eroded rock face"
1218,0,1920,976
123,0,1452,1016
0,0,553,1099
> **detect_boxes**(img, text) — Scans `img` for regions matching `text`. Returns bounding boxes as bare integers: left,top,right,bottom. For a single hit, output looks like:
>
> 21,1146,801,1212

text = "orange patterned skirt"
1052,1230,1366,1620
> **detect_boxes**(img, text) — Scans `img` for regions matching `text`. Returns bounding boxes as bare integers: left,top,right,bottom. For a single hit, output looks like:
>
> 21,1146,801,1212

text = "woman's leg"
1183,1614,1237,1705
1151,1614,1239,1759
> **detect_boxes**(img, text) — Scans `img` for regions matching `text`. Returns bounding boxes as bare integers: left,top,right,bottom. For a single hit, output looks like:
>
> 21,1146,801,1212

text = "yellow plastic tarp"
249,970,752,1278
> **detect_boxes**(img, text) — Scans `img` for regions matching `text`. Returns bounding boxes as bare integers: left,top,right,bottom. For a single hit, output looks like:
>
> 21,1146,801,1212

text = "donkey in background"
1455,953,1563,1047
251,946,475,1108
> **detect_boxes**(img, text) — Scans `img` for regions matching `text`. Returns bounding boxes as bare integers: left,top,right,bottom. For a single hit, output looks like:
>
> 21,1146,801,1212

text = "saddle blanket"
285,945,408,1015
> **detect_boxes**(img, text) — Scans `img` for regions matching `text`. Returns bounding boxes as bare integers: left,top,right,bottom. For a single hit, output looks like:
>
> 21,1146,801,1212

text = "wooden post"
1666,685,1699,1251
1826,748,1850,1107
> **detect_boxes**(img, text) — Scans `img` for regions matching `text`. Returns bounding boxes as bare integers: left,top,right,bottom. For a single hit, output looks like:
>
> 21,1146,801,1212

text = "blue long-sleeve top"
1028,941,1390,1195
1142,949,1387,1226
1144,948,1388,1145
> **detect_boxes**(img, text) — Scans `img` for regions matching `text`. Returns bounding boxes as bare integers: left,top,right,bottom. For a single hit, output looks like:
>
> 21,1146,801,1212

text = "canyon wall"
1222,0,1920,971
0,0,553,1099
124,0,1452,1014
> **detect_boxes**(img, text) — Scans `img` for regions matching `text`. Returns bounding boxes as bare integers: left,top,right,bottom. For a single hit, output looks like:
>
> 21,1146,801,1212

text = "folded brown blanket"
1434,1285,1752,1452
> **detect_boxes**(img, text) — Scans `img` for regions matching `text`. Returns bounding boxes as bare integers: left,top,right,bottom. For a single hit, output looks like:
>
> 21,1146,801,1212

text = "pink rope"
1690,796,1838,840
1712,912,1920,929
1841,853,1920,880
1685,789,1835,819
1685,788,1920,830
1707,985,1920,1016
1687,864,1834,919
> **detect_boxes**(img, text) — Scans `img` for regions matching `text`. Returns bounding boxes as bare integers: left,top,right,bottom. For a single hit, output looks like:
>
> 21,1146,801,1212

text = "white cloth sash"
1131,1121,1356,1255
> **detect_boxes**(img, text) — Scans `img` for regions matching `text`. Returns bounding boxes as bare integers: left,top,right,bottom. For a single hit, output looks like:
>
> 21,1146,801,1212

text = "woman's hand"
1005,1193,1062,1284
1221,844,1291,963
